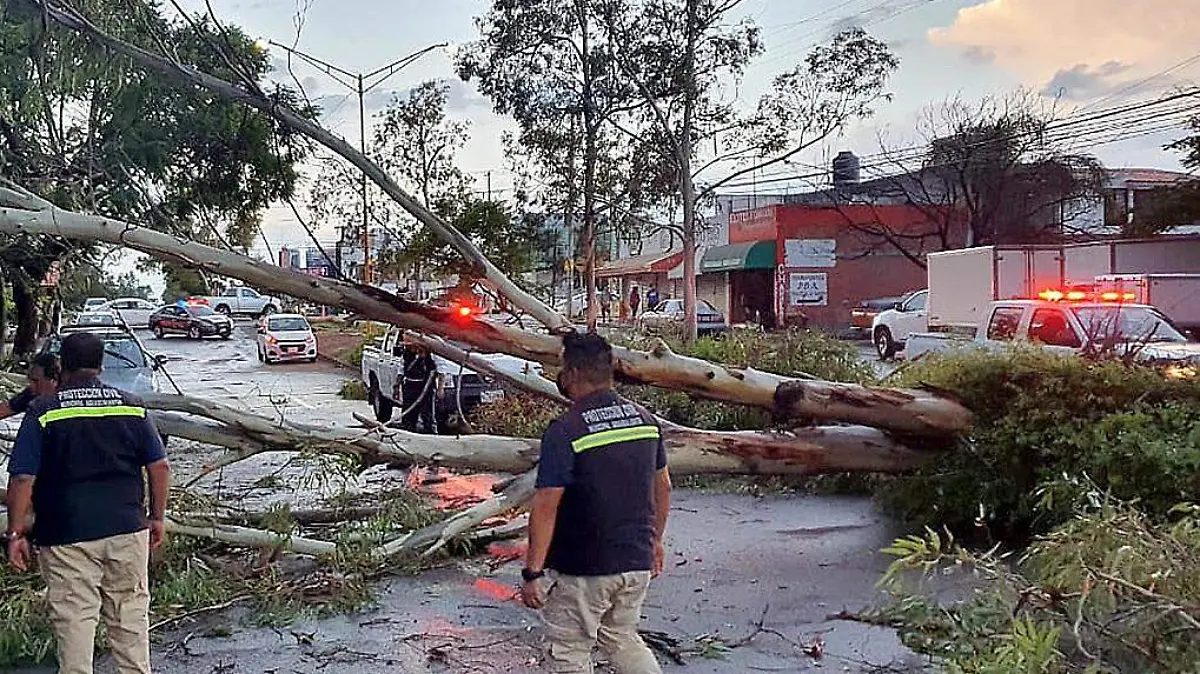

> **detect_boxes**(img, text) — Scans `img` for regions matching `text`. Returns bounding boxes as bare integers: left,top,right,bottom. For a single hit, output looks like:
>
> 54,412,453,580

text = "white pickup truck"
195,286,281,317
360,326,543,429
906,298,1200,365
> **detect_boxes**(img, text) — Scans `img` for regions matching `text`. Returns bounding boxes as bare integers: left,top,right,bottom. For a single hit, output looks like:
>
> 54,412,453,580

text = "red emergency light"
1037,289,1137,303
1100,291,1137,302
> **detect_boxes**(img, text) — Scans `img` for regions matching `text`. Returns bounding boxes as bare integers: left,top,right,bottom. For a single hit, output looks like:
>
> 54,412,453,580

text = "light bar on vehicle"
1037,289,1137,302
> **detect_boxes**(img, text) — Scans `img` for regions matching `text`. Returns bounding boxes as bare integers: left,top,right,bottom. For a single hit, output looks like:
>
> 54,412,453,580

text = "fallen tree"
0,184,971,438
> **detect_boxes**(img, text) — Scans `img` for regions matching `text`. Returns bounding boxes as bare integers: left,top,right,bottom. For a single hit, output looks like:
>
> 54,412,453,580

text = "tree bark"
0,201,971,436
143,394,930,480
11,274,39,357
0,267,8,356
680,0,700,345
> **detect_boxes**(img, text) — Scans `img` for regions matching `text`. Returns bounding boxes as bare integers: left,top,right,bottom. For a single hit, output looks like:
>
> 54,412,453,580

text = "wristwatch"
521,567,545,583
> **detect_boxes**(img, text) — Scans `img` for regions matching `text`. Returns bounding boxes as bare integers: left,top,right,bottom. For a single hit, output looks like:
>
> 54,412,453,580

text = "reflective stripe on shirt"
570,424,660,454
39,405,147,428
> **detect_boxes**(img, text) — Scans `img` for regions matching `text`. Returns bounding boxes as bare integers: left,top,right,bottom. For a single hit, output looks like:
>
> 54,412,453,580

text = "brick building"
700,202,964,330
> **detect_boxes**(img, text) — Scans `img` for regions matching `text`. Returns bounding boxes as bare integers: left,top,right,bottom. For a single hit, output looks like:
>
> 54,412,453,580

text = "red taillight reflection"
458,305,473,317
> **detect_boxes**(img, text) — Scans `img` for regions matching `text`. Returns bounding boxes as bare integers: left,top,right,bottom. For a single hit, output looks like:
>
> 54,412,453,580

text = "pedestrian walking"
629,286,641,321
0,353,60,420
521,331,672,674
400,340,440,434
6,332,170,674
645,286,660,311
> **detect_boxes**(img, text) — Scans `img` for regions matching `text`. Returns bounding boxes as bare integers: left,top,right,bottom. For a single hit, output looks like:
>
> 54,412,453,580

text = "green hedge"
881,347,1200,543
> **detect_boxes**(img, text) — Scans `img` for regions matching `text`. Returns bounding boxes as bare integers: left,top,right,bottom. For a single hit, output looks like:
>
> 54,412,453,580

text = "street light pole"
267,40,446,285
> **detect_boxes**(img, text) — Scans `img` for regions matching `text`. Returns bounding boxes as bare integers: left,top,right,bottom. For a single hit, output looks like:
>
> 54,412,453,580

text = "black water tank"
832,151,860,189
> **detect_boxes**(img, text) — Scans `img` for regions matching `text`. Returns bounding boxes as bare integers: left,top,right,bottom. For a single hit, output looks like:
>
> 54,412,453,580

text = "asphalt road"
6,324,925,673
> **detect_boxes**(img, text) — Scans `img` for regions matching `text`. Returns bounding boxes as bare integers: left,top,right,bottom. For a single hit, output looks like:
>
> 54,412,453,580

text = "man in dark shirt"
522,332,671,674
6,332,170,674
0,353,60,420
399,341,440,434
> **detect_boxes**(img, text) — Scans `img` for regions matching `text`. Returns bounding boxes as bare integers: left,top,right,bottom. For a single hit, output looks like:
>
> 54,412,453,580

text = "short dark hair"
562,331,613,384
60,332,105,372
31,353,61,380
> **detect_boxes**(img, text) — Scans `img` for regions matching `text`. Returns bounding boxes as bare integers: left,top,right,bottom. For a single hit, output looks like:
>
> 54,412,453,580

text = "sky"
132,0,1200,284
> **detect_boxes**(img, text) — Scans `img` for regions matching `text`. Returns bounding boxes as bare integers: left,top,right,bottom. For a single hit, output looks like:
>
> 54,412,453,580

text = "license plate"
480,389,504,403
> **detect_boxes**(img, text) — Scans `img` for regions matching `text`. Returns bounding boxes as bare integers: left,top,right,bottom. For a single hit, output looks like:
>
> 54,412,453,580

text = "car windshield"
45,336,147,369
268,317,310,332
186,306,216,317
76,313,117,326
84,299,106,308
1072,306,1187,343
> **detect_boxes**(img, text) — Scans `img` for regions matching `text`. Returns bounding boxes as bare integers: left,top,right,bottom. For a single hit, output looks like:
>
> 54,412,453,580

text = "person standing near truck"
521,331,672,673
399,340,440,434
6,332,170,674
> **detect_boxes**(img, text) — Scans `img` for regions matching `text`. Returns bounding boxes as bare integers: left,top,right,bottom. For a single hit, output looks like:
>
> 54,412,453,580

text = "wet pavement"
6,323,925,673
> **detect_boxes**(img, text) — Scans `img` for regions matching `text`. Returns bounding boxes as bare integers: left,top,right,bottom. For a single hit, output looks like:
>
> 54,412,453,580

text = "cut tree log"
142,394,930,480
0,198,971,437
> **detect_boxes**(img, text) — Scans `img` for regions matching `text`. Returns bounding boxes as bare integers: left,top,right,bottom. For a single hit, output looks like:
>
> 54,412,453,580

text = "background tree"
602,2,898,340
459,0,650,329
832,92,1108,267
396,198,550,284
1129,112,1200,235
0,0,308,352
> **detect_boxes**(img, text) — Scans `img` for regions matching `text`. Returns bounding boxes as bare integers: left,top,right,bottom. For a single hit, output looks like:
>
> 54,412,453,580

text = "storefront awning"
597,250,684,278
700,241,776,273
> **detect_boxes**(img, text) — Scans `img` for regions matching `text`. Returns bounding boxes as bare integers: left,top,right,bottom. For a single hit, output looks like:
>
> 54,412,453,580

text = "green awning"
700,241,776,273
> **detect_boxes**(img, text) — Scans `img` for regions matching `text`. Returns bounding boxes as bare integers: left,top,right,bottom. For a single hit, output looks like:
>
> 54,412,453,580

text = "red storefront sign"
729,206,778,244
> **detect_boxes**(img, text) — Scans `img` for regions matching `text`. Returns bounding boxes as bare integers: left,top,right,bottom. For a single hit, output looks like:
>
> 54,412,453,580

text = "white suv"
871,289,928,360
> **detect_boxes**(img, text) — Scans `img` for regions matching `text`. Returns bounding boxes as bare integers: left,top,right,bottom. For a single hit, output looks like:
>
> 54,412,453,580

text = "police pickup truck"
360,326,543,430
905,291,1200,367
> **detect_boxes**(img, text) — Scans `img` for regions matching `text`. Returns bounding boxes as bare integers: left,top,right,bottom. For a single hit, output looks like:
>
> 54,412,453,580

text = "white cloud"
929,0,1200,99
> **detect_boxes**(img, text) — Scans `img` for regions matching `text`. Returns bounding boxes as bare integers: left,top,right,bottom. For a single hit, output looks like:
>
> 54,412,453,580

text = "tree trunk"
0,203,972,437
11,275,39,357
580,7,599,332
679,0,699,344
0,267,8,357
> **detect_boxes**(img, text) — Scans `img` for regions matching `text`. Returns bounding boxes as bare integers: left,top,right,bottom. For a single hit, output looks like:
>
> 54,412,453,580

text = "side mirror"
152,354,168,370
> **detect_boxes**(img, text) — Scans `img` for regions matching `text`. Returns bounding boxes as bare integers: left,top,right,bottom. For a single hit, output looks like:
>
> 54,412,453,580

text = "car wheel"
373,387,394,424
874,326,897,360
215,305,231,315
220,331,231,340
154,325,166,340
188,326,202,340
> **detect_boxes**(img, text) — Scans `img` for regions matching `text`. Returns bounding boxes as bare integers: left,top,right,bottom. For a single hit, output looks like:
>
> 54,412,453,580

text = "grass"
338,379,369,400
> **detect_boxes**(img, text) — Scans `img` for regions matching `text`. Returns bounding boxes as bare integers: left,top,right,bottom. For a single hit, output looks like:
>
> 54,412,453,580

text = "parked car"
639,299,728,335
82,297,108,311
72,311,122,329
149,304,234,340
850,295,906,337
361,325,542,430
40,326,164,396
256,314,317,364
871,289,928,360
193,286,281,317
95,297,158,329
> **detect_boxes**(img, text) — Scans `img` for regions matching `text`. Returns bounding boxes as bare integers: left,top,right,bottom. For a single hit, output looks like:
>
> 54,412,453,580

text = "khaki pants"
39,530,152,674
542,571,662,674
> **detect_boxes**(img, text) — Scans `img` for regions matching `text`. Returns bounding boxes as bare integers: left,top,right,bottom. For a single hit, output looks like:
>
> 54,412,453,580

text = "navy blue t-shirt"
537,390,667,576
9,379,167,546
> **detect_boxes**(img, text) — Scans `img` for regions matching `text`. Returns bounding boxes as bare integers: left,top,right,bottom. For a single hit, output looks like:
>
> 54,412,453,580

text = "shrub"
879,347,1200,543
339,379,368,400
876,500,1200,673
470,391,560,438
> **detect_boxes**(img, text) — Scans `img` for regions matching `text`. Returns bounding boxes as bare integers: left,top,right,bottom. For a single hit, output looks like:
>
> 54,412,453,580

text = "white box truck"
925,246,1065,334
1094,274,1200,336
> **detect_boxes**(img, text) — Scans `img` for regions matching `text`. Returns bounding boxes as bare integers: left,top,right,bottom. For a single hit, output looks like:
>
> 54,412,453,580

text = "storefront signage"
729,206,778,243
788,272,828,306
784,239,836,268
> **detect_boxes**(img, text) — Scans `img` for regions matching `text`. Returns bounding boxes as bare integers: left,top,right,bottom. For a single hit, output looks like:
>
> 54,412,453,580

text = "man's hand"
521,579,546,609
147,519,166,551
652,538,665,578
7,535,31,572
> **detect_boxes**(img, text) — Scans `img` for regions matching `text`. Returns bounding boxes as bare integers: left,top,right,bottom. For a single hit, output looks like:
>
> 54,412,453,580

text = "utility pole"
268,40,445,285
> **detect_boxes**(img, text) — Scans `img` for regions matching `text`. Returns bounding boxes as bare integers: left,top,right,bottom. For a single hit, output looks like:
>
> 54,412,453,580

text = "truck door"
1028,308,1082,353
379,330,399,399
